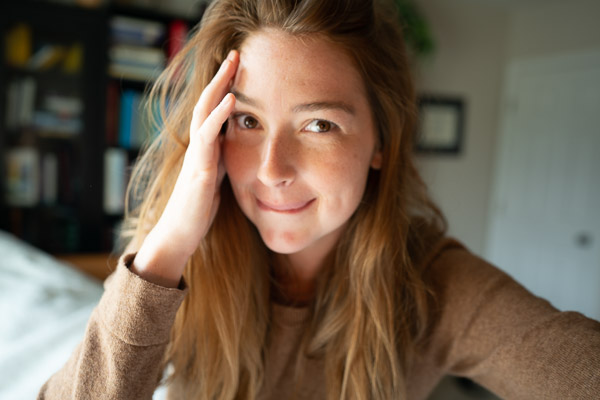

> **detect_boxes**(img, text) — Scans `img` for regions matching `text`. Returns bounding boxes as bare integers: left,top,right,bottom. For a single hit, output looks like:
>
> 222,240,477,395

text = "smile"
256,198,315,214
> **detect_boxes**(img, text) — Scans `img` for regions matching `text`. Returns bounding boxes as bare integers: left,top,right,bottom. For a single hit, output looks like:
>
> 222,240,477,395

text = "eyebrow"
292,101,355,116
231,90,262,109
231,90,355,116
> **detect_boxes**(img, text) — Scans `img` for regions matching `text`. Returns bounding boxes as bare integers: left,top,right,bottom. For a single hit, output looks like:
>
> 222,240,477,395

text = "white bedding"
0,230,170,400
0,230,103,399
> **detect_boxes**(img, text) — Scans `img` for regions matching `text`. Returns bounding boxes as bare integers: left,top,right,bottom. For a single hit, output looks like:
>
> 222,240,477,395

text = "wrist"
131,230,192,288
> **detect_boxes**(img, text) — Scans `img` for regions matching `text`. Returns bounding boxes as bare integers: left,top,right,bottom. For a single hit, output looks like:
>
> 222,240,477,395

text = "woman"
39,0,600,399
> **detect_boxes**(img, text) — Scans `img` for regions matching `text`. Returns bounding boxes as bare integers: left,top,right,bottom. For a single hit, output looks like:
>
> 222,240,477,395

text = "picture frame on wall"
415,95,465,154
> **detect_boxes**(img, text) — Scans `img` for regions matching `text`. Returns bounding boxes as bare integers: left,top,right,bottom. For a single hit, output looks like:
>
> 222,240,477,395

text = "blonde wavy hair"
122,0,447,398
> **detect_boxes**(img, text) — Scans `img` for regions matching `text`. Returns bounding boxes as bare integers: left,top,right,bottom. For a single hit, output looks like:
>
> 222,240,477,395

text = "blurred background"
414,0,600,324
0,0,598,398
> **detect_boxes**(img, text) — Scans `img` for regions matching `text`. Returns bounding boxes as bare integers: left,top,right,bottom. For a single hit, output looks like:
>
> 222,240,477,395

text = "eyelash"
231,113,338,133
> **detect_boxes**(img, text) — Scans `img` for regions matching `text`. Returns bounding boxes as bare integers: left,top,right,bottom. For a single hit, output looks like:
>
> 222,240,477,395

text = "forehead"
234,29,368,102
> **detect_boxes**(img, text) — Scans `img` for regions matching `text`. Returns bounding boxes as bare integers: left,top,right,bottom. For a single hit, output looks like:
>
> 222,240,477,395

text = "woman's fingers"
203,93,235,138
194,93,235,166
190,50,239,138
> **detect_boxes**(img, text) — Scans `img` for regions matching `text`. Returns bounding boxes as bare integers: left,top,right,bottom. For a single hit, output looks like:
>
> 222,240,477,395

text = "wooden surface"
56,253,119,281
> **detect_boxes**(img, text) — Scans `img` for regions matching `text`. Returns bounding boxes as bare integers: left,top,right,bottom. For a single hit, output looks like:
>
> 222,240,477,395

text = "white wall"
507,0,600,60
413,0,508,255
414,0,600,256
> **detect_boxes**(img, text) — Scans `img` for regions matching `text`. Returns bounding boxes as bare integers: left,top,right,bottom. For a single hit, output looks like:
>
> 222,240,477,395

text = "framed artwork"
415,96,465,154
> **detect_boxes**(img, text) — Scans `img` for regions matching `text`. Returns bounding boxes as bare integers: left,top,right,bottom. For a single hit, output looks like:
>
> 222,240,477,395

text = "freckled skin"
223,30,381,271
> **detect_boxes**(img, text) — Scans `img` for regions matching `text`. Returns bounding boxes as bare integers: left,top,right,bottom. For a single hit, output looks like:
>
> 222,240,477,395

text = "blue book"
130,92,144,149
118,90,135,149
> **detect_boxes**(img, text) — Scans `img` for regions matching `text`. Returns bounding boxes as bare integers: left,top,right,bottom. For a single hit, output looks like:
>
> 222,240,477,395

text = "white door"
486,50,600,321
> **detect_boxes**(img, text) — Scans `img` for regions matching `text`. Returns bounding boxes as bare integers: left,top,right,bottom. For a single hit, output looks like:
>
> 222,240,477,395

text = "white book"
5,148,40,207
108,62,162,82
103,148,127,215
109,44,165,67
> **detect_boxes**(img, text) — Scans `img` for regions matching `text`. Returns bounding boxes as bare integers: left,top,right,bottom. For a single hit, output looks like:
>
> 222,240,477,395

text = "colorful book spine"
118,90,135,149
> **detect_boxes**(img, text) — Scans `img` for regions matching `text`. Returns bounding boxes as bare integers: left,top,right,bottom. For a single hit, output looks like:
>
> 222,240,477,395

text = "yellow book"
4,24,32,67
63,43,83,73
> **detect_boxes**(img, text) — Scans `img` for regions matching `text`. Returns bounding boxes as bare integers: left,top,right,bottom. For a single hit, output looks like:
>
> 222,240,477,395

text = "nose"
256,133,296,187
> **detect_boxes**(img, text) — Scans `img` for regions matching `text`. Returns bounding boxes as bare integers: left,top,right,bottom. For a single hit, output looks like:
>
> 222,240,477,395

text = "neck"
271,230,341,306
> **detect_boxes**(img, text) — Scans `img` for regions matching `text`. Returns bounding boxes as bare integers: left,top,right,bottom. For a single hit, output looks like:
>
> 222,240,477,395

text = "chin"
258,229,313,255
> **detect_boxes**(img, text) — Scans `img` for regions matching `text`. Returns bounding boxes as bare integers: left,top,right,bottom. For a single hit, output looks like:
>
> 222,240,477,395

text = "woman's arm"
414,239,600,399
38,254,187,399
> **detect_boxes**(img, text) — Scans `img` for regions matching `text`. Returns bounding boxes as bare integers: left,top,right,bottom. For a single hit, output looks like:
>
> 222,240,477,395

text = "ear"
370,148,382,170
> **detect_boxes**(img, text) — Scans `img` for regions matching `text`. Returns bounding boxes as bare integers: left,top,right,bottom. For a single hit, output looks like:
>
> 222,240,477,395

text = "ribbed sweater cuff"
98,253,188,347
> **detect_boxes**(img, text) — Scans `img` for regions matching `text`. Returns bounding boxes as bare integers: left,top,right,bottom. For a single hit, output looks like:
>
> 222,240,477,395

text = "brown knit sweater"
38,238,600,399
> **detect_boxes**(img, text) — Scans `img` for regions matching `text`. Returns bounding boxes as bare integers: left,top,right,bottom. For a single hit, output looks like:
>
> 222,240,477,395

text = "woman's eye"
305,119,335,133
234,115,260,129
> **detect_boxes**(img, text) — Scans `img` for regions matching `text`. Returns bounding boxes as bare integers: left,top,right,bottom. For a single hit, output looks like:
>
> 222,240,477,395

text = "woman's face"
224,30,381,258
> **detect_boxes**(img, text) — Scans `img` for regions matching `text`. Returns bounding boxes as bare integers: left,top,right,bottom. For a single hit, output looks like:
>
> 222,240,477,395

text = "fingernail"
219,58,229,72
226,50,236,62
222,93,233,106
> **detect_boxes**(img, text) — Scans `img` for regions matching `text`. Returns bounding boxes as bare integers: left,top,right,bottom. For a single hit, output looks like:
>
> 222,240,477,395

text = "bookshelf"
102,4,197,252
0,0,201,254
1,1,107,253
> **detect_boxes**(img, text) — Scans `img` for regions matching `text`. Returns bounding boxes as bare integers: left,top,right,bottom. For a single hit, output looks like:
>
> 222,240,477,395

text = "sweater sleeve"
420,239,600,399
37,253,187,400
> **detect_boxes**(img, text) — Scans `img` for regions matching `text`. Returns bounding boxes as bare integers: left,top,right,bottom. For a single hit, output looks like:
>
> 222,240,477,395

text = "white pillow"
0,230,103,400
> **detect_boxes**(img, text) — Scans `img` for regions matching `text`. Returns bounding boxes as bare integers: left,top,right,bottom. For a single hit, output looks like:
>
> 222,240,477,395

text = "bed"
0,230,106,398
0,230,179,400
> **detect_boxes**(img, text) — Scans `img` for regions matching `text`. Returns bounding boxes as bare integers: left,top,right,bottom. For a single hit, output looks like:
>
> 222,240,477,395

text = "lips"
256,198,315,214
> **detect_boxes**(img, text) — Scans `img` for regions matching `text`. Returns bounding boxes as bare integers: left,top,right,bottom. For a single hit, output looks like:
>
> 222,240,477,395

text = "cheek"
223,139,256,184
310,147,372,199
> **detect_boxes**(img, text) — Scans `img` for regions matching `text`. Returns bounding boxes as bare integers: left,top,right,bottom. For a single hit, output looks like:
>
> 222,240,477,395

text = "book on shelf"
108,61,163,82
167,20,189,61
4,147,79,208
4,147,40,207
43,94,83,117
33,94,83,137
62,43,83,74
33,111,82,137
110,44,166,67
105,82,120,146
5,77,83,136
108,43,165,81
103,148,128,215
108,15,167,81
110,15,166,47
4,23,32,68
27,44,67,70
118,89,135,148
5,77,36,130
116,89,158,150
